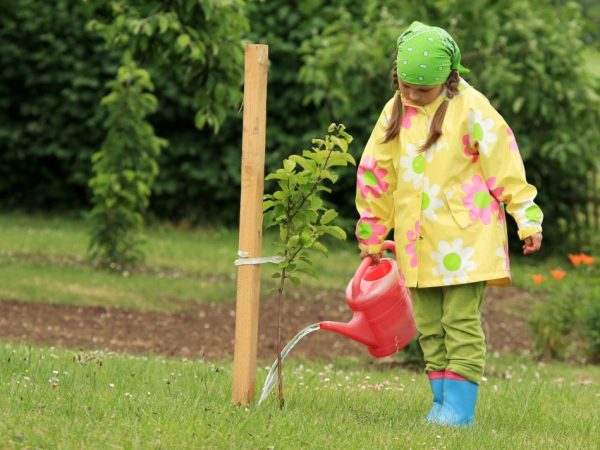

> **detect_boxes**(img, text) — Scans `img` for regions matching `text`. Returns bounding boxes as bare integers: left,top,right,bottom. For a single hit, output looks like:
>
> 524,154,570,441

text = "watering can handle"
352,240,396,299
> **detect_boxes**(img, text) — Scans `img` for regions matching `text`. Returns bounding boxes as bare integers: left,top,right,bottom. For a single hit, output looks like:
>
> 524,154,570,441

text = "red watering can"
320,240,417,358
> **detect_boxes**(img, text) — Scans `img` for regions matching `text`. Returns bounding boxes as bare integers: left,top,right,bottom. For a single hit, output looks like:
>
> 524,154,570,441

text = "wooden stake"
232,44,269,406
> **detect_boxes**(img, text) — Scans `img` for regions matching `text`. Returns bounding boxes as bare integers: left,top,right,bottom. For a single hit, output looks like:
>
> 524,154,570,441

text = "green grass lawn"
1,213,599,448
0,211,564,312
1,342,598,449
0,211,367,310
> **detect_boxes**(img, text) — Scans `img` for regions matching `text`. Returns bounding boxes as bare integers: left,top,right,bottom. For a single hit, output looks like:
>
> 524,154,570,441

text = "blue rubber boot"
426,371,445,422
435,374,478,427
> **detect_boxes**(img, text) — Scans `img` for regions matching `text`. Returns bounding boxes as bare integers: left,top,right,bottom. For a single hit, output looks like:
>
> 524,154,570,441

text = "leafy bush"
0,0,118,209
582,296,600,362
1,0,598,250
529,265,600,362
88,58,167,270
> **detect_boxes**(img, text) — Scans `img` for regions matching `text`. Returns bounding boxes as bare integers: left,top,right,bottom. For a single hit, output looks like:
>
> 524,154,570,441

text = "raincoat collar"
401,88,448,116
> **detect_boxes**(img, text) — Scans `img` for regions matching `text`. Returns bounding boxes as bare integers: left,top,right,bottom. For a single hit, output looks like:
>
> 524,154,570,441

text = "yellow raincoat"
356,79,543,287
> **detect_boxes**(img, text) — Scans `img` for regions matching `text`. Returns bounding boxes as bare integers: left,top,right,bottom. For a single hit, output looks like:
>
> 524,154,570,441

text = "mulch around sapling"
0,285,536,361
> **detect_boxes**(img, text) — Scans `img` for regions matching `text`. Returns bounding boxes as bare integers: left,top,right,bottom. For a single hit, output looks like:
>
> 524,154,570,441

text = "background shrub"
529,279,600,362
0,0,598,252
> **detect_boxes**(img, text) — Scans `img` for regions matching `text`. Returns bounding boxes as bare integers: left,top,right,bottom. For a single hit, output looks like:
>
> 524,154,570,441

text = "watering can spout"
320,313,376,348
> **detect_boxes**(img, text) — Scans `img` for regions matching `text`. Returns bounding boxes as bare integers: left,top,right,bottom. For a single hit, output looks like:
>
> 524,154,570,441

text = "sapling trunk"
276,267,287,409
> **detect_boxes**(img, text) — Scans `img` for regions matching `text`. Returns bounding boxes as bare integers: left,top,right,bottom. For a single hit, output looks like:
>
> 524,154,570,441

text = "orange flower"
567,253,584,267
550,269,566,281
532,274,546,284
580,253,595,265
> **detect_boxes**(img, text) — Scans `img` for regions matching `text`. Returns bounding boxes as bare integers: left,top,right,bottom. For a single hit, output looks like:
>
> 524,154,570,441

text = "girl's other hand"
523,232,543,255
360,250,382,263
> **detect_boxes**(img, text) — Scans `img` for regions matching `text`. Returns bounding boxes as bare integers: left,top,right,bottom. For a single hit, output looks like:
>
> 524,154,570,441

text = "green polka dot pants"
409,282,486,384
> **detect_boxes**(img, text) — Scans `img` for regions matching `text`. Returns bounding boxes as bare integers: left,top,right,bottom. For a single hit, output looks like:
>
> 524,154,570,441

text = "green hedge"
0,1,118,209
1,0,599,251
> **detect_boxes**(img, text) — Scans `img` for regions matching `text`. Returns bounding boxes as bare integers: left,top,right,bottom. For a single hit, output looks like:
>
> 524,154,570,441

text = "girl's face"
398,80,444,106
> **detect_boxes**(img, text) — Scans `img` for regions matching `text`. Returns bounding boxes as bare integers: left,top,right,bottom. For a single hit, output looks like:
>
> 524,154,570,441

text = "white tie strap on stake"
234,250,285,266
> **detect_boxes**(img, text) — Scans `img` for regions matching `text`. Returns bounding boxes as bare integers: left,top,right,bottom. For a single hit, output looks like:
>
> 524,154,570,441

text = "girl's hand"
523,232,543,255
360,250,382,264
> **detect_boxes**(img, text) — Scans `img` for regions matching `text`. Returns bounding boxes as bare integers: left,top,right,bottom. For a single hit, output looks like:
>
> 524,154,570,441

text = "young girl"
355,21,543,427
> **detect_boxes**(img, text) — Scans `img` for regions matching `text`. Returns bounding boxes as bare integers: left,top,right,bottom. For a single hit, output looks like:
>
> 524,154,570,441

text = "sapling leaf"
323,225,346,240
312,241,328,255
283,159,296,172
263,200,275,211
320,209,338,224
331,135,348,152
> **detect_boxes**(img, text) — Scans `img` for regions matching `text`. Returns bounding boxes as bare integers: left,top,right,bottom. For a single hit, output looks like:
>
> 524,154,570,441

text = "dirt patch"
0,286,535,361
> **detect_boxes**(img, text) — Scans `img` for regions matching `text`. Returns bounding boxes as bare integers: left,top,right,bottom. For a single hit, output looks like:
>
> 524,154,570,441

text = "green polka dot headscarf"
396,21,470,86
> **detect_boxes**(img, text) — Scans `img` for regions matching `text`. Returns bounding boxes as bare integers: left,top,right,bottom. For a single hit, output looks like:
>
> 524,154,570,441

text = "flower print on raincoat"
355,79,543,287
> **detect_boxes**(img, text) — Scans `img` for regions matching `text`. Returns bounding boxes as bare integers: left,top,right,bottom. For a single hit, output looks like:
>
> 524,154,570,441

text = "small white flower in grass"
493,384,499,392
124,392,132,398
109,383,115,388
481,376,488,382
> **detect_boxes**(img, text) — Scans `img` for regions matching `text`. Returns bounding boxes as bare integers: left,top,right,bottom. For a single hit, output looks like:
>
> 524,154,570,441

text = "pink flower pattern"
357,156,389,199
405,221,420,268
507,127,519,152
401,107,418,129
461,134,479,164
497,202,506,225
461,175,505,225
502,242,510,269
356,209,387,246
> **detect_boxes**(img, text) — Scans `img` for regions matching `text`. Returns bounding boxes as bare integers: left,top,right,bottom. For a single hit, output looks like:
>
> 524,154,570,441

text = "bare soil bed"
0,286,535,361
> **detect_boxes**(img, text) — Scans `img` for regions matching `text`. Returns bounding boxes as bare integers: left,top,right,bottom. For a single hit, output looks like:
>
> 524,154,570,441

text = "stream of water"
258,323,321,405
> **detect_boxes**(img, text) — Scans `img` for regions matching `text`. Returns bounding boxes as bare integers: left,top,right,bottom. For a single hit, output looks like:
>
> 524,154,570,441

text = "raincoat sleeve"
473,99,543,240
355,102,398,255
